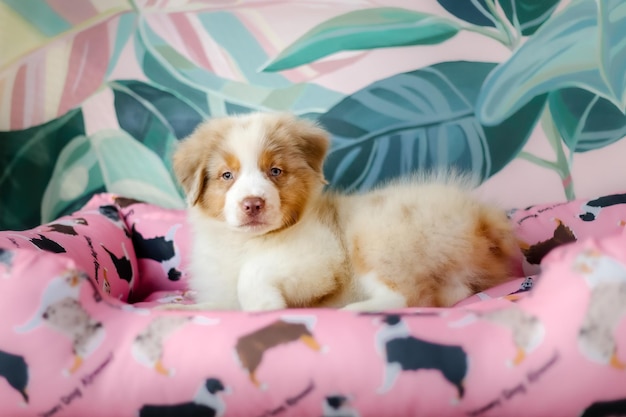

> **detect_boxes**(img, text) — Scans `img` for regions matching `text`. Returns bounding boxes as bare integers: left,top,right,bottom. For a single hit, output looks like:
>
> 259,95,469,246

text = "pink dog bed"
1,193,626,417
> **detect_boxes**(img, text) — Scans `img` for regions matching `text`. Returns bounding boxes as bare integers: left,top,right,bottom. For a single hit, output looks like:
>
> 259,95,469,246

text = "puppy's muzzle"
241,197,265,217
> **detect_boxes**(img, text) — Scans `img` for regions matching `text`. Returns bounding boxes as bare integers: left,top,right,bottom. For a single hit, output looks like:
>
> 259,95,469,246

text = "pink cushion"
1,193,626,416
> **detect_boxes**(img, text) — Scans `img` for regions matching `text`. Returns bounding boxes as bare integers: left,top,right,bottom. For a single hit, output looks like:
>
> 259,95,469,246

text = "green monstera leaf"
477,0,626,126
111,79,204,177
112,79,205,141
437,0,560,34
41,129,185,224
320,61,546,191
0,110,85,230
262,8,460,72
499,0,560,35
436,0,496,27
549,88,626,153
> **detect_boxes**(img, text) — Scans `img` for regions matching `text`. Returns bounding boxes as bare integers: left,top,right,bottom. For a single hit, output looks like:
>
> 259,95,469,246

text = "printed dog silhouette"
376,315,467,399
46,217,88,236
138,377,227,417
235,317,323,388
0,350,29,403
579,194,626,221
519,219,576,265
574,249,626,369
131,224,182,281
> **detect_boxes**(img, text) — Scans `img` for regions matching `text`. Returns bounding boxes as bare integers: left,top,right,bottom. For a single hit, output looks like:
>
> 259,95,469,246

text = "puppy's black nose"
242,197,265,216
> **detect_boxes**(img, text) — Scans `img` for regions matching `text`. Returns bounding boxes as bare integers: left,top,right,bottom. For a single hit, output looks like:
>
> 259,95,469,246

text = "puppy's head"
173,112,329,235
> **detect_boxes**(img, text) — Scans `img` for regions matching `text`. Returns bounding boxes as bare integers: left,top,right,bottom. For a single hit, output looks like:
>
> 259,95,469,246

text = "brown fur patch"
260,115,329,232
199,146,243,219
406,275,439,307
469,209,517,292
172,117,239,217
223,152,241,174
370,195,384,206
267,114,329,181
351,237,368,276
400,204,413,221
174,113,330,230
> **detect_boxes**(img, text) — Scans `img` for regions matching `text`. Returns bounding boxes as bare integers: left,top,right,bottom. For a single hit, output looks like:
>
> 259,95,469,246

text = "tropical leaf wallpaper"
1,0,625,231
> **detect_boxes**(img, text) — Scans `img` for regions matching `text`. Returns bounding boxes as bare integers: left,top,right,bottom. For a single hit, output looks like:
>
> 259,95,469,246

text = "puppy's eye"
270,167,282,177
222,172,233,180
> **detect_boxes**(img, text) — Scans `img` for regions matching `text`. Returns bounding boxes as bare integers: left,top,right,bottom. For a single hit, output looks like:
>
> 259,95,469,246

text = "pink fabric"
1,193,626,416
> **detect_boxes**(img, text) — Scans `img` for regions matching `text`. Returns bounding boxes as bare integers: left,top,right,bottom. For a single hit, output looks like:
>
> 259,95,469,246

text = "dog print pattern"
42,297,105,374
579,193,626,222
0,193,626,416
580,397,626,417
450,306,545,367
235,317,323,388
519,219,577,265
376,315,468,398
573,250,626,369
0,248,14,275
138,377,227,417
0,350,29,404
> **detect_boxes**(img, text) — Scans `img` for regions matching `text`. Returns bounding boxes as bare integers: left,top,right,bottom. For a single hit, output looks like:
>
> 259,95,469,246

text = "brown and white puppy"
172,112,518,311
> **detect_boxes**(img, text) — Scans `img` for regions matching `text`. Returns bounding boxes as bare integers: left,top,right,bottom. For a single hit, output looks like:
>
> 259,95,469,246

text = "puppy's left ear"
172,130,209,206
295,119,330,184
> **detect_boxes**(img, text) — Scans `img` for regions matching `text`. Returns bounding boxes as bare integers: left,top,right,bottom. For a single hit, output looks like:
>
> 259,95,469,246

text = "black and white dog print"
579,193,626,221
138,377,228,417
375,315,467,399
0,350,29,403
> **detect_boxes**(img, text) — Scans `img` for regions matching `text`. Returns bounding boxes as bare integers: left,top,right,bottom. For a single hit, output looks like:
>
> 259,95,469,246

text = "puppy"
172,112,518,311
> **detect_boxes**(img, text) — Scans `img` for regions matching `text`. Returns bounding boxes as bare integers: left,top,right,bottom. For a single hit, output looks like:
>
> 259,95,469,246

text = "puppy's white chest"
187,212,247,308
237,216,349,310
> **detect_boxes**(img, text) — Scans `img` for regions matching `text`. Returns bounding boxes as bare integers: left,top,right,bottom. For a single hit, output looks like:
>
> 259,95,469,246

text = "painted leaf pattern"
598,0,626,108
320,61,545,191
549,88,626,153
499,0,560,36
262,8,461,72
436,0,496,27
0,110,85,230
1,3,132,130
1,0,626,230
477,0,626,126
43,128,184,224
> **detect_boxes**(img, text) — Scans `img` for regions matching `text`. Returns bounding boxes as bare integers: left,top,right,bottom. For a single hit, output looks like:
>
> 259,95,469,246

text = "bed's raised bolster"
1,192,626,417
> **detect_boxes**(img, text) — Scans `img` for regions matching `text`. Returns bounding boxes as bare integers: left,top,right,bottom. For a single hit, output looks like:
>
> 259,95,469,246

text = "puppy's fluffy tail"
383,168,481,191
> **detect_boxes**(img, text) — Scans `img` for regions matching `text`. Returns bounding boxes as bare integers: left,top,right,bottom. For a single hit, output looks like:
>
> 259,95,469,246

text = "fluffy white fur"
171,112,518,311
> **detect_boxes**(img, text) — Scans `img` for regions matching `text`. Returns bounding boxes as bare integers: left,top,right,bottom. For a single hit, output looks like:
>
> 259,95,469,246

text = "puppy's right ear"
173,132,209,207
